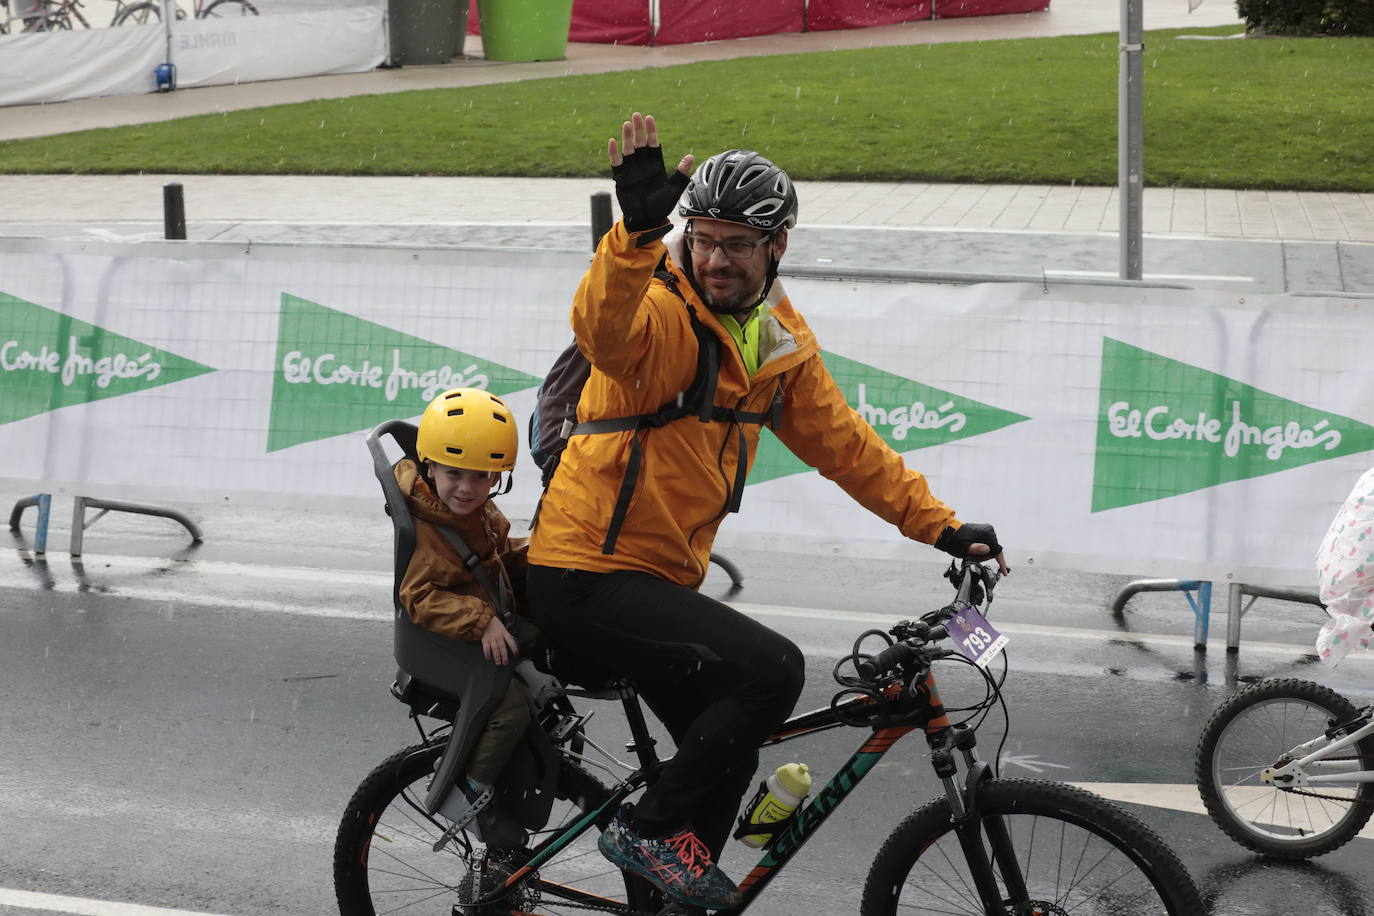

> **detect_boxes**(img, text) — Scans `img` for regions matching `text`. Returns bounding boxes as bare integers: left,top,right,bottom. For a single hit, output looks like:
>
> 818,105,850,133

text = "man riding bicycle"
526,111,1006,910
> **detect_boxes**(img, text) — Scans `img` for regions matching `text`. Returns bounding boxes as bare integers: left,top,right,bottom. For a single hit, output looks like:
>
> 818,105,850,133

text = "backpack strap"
572,264,785,555
434,523,513,625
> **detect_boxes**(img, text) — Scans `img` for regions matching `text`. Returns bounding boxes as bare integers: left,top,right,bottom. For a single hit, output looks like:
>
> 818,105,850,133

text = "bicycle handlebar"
852,560,1000,684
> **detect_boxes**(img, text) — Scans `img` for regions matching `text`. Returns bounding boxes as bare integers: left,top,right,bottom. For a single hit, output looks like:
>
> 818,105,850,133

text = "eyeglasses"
683,232,772,261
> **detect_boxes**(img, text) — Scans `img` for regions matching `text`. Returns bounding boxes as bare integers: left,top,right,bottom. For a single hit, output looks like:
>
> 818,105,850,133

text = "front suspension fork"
936,725,1031,916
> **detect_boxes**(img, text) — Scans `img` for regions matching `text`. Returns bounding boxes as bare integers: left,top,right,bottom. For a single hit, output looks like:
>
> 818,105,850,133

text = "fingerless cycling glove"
934,523,1002,559
613,144,690,234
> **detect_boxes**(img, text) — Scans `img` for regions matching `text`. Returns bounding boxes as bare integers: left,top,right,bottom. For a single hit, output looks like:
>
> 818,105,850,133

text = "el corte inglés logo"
749,350,1027,484
1093,338,1374,511
268,294,540,451
0,292,214,425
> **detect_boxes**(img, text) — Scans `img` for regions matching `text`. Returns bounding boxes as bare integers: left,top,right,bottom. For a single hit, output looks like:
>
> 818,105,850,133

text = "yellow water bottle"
738,763,812,848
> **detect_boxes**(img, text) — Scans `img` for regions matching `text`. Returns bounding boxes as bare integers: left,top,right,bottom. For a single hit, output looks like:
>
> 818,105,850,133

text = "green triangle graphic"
268,295,541,452
0,291,214,425
748,350,1029,485
1093,338,1374,511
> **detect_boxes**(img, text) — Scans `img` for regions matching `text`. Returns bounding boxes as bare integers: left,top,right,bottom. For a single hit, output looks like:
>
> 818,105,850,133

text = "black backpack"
529,266,783,555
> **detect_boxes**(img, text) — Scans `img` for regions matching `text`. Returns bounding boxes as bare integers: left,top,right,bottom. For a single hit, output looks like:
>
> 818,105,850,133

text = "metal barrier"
70,496,203,557
1112,577,1328,653
709,553,743,593
1111,579,1212,649
1226,582,1326,653
9,493,52,554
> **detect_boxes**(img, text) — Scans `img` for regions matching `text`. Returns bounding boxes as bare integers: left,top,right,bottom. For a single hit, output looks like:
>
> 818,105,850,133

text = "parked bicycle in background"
112,0,255,26
1,0,254,29
1,0,90,31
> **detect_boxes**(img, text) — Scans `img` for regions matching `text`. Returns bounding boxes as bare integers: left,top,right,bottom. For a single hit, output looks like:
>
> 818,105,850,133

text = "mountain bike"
334,551,1204,915
1195,677,1374,858
111,0,254,27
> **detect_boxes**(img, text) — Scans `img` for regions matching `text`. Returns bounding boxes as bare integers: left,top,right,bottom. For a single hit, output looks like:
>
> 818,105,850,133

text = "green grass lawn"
3,25,1373,190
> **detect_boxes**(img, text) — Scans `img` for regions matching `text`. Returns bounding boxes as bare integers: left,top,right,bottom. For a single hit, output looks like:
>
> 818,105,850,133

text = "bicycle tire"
334,740,620,916
860,778,1204,916
111,1,158,25
199,0,256,17
1195,677,1374,859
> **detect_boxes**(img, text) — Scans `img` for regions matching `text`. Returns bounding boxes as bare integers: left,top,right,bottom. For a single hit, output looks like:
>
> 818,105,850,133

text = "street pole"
1119,0,1144,280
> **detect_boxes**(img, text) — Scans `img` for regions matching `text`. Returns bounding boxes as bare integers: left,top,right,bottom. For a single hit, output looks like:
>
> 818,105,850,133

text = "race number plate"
947,605,1007,668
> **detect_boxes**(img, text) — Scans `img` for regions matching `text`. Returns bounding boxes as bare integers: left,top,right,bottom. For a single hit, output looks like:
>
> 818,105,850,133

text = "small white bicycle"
1195,677,1374,858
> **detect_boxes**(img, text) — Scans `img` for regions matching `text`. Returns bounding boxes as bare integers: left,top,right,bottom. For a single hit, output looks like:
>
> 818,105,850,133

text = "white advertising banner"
0,23,163,107
0,4,382,107
2,237,1371,584
171,3,385,89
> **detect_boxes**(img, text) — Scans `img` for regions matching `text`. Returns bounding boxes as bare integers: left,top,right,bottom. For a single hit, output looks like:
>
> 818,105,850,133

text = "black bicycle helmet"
679,150,798,232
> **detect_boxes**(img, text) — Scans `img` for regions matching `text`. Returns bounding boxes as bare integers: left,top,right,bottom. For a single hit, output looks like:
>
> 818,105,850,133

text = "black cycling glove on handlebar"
612,143,690,234
934,523,1002,559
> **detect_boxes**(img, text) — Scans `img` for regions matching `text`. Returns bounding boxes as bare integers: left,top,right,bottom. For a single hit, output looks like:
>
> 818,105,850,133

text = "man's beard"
698,268,763,314
703,286,760,314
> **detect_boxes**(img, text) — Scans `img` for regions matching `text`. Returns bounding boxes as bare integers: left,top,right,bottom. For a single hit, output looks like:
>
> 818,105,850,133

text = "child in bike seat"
394,387,535,849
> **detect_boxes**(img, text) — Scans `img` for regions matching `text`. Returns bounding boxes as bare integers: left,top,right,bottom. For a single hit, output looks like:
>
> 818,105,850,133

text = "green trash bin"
478,0,574,62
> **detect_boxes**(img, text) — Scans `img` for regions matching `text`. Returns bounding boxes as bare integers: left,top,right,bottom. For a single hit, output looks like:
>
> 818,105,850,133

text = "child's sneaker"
598,806,741,910
459,778,528,850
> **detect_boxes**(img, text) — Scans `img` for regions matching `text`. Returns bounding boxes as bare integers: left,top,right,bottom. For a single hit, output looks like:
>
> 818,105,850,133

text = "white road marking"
1,551,1346,658
0,888,234,916
1070,782,1374,840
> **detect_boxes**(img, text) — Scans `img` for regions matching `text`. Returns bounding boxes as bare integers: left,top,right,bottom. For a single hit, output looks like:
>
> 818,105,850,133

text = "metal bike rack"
1226,582,1326,653
1110,578,1212,649
709,552,744,592
9,493,53,554
70,495,203,557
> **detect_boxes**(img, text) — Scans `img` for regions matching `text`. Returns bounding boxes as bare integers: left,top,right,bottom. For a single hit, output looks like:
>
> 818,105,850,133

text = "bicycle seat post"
615,680,662,771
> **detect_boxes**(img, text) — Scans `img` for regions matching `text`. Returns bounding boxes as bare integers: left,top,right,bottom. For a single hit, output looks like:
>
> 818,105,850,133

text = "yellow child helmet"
416,388,518,472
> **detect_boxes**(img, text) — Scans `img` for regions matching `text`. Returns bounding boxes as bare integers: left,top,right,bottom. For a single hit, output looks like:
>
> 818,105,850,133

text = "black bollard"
590,191,612,251
163,182,186,240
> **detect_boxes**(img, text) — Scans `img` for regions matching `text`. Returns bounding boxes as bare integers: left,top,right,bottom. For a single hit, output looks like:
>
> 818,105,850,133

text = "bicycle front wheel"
1195,678,1374,858
199,0,256,17
861,778,1202,916
334,740,621,916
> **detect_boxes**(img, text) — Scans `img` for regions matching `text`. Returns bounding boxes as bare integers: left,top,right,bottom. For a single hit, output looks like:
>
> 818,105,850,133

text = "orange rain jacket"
527,221,962,588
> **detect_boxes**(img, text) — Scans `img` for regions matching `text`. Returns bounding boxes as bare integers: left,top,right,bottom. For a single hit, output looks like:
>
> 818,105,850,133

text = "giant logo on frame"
0,292,214,425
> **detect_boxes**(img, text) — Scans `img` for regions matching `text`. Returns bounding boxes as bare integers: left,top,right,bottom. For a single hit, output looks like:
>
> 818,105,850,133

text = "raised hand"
608,112,695,233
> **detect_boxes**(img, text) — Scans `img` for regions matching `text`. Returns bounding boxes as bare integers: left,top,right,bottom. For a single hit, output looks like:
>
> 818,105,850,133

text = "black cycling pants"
526,564,805,857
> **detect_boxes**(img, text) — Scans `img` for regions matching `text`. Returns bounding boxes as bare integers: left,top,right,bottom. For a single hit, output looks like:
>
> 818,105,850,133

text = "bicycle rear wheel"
1195,678,1374,859
334,740,627,916
199,0,256,17
861,778,1202,915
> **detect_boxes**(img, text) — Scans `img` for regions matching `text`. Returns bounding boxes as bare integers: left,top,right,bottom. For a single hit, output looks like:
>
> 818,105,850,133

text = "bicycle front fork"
933,725,1029,916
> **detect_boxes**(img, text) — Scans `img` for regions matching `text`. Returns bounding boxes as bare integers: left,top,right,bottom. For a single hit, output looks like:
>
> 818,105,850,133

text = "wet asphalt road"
2,499,1373,915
